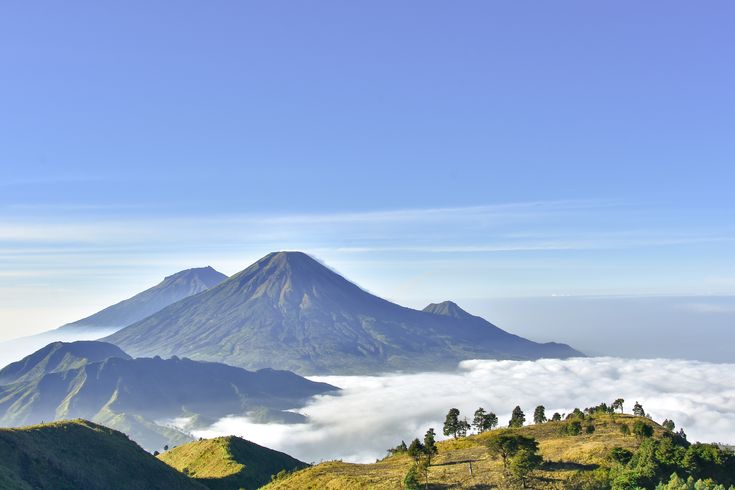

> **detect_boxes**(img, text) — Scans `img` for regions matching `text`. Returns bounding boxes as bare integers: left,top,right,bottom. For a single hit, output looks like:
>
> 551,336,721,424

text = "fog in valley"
191,356,735,463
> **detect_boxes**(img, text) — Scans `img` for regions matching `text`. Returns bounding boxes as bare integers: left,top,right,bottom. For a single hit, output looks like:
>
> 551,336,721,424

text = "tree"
473,407,487,433
509,406,526,428
457,418,470,438
612,398,625,413
632,420,654,440
423,428,438,462
509,448,543,488
533,405,546,424
633,401,645,417
407,438,425,463
484,412,499,431
609,447,633,465
443,408,461,438
662,419,676,431
551,412,562,422
485,433,539,470
565,420,582,436
387,440,408,456
163,444,169,451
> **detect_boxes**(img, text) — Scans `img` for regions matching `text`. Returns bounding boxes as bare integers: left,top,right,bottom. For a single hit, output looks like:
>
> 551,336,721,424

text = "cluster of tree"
485,433,543,488
560,419,596,436
442,408,470,438
655,472,735,490
443,407,499,438
441,397,650,437
609,431,735,489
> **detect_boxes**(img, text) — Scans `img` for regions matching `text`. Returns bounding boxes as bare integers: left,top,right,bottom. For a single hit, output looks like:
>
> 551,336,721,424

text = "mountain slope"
0,420,205,490
0,267,228,369
57,266,228,332
0,342,337,451
105,251,582,374
158,436,308,490
0,341,130,385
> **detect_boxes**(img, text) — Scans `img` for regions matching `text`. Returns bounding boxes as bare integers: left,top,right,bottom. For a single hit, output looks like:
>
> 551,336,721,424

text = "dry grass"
262,414,659,489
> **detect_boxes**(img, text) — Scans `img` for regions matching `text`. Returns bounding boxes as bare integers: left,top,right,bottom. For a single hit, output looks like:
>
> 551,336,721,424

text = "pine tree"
632,401,645,417
443,408,461,438
473,407,487,433
533,405,546,424
509,406,526,428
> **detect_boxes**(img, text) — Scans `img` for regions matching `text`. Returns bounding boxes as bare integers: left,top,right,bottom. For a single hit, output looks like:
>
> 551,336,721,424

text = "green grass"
158,435,307,490
0,419,205,490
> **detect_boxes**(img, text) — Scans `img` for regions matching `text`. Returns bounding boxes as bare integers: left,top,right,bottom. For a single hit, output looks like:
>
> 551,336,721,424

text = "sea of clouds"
190,357,735,464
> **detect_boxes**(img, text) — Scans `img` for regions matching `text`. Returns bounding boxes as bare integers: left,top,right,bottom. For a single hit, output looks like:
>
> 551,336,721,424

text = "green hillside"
158,436,307,490
0,342,336,452
0,419,205,490
262,413,735,489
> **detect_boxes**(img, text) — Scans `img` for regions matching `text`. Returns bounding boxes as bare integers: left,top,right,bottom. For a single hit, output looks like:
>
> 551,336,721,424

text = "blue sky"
1,2,734,350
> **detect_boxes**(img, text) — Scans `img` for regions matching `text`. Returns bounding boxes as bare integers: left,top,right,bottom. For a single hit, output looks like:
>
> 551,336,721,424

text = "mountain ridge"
0,341,337,451
105,251,583,374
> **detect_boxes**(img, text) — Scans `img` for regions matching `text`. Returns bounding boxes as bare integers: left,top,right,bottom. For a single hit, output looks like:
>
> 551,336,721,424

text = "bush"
403,464,421,490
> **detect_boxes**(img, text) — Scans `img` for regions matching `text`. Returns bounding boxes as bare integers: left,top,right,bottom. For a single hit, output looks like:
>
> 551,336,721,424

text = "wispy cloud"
2,199,734,339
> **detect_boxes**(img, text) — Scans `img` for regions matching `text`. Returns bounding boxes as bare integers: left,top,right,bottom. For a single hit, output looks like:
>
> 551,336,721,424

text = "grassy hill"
158,436,307,489
262,414,734,489
0,419,205,490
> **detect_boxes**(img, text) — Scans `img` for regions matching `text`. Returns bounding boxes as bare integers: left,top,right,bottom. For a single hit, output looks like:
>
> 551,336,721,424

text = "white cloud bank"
191,357,735,464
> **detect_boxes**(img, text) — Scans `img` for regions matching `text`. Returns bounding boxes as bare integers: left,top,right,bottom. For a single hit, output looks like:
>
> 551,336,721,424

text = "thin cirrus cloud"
2,199,734,339
191,357,735,464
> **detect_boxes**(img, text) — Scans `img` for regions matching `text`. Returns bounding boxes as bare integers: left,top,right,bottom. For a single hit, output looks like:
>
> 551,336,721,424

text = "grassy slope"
158,436,308,490
0,419,205,490
262,414,660,489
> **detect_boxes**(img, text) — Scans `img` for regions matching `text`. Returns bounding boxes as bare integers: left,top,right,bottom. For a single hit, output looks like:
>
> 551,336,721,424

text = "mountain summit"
105,252,582,374
58,266,228,332
423,301,474,320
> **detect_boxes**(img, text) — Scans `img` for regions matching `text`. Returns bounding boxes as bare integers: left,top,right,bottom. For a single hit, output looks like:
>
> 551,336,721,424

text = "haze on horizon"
1,2,734,362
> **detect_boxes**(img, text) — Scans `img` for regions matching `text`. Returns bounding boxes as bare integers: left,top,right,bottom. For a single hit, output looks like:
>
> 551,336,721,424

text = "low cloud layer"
191,357,735,464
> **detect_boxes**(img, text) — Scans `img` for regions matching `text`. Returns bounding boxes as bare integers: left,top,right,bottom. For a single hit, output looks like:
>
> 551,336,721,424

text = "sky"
1,2,734,356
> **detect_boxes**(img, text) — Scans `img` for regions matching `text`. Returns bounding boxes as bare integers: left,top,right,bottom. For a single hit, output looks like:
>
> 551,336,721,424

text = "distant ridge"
105,251,583,374
0,341,337,451
58,266,228,332
0,266,228,368
0,340,130,385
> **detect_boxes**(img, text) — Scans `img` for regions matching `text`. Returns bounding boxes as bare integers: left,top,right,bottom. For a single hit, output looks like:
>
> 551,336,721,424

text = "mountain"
104,251,583,375
0,341,130,385
0,341,337,451
0,420,205,490
57,266,228,332
0,266,228,369
158,436,308,490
